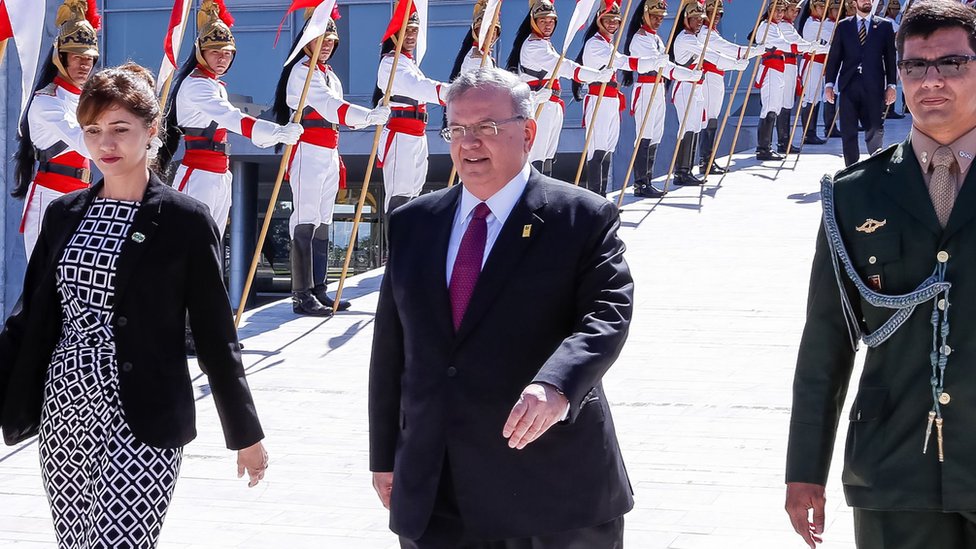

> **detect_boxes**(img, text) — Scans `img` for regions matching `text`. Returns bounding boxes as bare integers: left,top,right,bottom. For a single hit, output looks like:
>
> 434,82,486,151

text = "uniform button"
117,316,128,327
938,299,948,311
942,345,953,356
940,392,952,405
868,256,877,265
937,251,950,263
446,366,457,377
120,362,133,372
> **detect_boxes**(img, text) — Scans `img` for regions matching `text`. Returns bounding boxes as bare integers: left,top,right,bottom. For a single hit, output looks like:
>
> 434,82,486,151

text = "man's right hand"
372,471,394,509
785,482,827,548
825,86,836,104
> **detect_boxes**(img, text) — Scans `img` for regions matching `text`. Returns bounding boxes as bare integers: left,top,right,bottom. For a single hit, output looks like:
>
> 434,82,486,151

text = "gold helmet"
810,0,827,7
596,0,623,35
196,0,236,71
679,0,705,27
53,0,100,81
303,14,341,60
705,0,724,16
472,0,501,44
530,0,557,36
645,0,668,18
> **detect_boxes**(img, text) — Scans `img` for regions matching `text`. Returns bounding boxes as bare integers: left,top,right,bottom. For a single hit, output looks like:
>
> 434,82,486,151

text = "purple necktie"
449,202,491,331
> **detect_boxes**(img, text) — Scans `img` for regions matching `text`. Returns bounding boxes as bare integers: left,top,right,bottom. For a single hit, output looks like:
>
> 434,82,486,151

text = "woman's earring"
146,143,151,150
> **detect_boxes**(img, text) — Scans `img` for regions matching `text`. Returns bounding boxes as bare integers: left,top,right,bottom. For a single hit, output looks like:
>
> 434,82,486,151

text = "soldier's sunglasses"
897,55,976,80
441,116,526,143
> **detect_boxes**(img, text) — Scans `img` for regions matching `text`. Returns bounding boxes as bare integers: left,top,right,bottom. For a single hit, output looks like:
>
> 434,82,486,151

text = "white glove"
365,106,391,126
275,122,304,145
747,48,764,60
531,88,553,107
818,43,831,55
635,56,661,74
734,58,751,71
595,67,615,83
690,69,704,82
250,119,304,148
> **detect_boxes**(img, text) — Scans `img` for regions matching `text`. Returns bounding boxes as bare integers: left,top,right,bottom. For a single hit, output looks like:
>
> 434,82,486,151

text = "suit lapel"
881,138,943,236
425,186,462,340
112,177,165,307
453,172,548,346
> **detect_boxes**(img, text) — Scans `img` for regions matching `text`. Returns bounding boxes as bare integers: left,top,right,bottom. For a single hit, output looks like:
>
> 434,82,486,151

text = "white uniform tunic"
459,47,496,75
702,28,750,121
800,16,835,106
672,30,737,134
287,60,372,236
173,67,281,237
376,51,444,208
754,21,794,116
23,77,92,258
518,35,604,163
778,20,818,111
629,29,698,144
581,33,663,158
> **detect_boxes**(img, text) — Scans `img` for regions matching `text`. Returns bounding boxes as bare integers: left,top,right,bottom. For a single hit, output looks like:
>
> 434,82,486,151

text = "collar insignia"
856,218,887,234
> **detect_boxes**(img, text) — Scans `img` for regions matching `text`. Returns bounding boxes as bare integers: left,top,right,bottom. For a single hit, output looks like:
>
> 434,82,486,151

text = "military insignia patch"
856,218,887,234
868,274,882,291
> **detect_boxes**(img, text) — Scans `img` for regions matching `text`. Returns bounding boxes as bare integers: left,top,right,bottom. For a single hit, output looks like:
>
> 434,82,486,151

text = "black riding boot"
699,118,725,175
757,113,784,160
674,132,704,186
586,150,608,195
823,101,841,138
291,224,332,316
803,103,827,144
600,151,612,196
311,224,350,312
776,108,793,154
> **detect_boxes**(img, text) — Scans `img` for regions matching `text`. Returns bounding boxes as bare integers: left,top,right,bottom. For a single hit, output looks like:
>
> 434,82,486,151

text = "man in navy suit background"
824,0,898,166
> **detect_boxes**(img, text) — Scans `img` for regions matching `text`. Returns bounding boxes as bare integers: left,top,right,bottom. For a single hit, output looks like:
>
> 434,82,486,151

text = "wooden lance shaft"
784,1,833,157
571,0,637,187
447,0,505,189
792,2,848,160
615,0,690,207
235,34,327,326
660,0,721,193
158,0,195,109
723,0,780,172
0,40,8,69
331,0,417,311
701,0,770,181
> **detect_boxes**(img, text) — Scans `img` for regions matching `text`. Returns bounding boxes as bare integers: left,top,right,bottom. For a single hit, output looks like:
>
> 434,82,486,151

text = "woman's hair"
11,47,60,199
77,62,164,170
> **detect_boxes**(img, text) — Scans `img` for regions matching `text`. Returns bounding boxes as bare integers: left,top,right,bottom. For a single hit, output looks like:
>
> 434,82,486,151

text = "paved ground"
0,117,912,548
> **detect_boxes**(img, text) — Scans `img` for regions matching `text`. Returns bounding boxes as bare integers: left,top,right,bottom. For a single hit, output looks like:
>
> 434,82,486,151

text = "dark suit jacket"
369,169,635,540
787,139,976,511
825,16,897,95
0,175,263,450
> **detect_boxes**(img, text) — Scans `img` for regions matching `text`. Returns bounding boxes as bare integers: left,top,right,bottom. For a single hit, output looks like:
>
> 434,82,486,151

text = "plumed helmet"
55,0,100,58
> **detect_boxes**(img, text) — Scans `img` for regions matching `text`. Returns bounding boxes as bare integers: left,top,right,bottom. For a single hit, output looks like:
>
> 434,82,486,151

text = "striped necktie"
859,19,867,45
930,146,958,227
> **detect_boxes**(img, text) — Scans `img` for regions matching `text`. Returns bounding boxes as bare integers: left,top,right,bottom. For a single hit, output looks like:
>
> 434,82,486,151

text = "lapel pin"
922,151,928,164
961,151,973,160
132,232,146,243
522,224,532,238
856,218,887,234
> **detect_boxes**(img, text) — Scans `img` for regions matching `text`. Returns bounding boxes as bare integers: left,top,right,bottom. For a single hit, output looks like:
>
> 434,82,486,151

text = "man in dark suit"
824,0,898,166
369,67,634,548
785,2,976,547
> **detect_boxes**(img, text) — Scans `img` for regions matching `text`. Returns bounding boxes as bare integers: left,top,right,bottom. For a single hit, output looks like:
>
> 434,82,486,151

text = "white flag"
477,0,502,52
285,0,338,65
157,0,193,94
413,0,429,64
3,0,46,127
562,0,600,54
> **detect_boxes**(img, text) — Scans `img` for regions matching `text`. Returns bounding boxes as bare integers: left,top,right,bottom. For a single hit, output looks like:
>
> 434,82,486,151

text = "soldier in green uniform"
785,1,976,547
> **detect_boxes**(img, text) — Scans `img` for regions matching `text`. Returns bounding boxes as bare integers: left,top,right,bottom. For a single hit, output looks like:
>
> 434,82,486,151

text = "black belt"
37,162,91,183
763,54,785,60
184,140,230,154
785,53,799,59
302,119,340,130
391,110,428,123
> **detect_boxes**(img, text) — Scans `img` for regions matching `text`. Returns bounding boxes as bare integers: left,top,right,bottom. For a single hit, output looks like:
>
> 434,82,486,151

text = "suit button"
446,366,457,377
120,362,133,372
868,256,877,265
117,316,128,327
938,251,950,263
939,392,952,405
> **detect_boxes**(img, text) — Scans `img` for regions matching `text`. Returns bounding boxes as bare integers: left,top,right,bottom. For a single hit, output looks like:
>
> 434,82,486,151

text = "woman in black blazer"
0,63,268,547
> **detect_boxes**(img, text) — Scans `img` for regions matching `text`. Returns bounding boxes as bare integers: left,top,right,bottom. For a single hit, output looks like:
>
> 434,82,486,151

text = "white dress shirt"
446,162,531,284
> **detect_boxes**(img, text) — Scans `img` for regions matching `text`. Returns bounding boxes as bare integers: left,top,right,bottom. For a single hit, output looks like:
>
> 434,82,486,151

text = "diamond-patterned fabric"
930,145,957,227
39,198,182,548
449,202,491,331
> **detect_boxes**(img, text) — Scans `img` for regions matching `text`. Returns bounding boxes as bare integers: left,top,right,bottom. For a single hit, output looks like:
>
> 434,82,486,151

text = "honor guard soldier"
160,0,304,236
13,0,99,258
799,0,833,145
273,15,391,316
822,0,844,138
623,0,700,198
374,3,447,218
671,0,745,185
754,2,809,160
698,0,761,174
506,0,614,177
778,0,825,153
573,0,667,196
450,0,502,80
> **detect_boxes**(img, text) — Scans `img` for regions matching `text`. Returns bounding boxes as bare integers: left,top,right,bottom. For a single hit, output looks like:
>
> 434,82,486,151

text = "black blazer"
0,175,263,450
369,169,635,540
825,16,897,95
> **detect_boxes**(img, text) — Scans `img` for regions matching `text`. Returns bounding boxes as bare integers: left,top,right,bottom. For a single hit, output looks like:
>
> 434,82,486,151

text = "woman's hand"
237,441,268,488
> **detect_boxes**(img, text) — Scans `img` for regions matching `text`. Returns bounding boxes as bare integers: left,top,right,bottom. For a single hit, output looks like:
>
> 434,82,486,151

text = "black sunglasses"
897,55,976,80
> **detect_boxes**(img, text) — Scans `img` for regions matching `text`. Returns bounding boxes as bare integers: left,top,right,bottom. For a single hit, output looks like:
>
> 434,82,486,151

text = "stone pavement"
0,118,912,548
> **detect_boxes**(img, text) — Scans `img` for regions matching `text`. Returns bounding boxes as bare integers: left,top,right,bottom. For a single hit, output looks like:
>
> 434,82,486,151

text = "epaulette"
832,142,899,185
189,68,211,79
35,82,58,97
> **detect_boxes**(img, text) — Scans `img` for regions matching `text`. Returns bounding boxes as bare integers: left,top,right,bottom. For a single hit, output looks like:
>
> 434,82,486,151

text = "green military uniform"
787,136,976,547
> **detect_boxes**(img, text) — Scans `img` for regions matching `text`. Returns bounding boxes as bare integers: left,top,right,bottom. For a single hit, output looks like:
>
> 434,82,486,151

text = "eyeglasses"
440,116,526,143
897,55,976,80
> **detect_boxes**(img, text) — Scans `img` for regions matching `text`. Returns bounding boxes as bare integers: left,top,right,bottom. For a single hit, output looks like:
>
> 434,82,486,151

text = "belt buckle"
79,168,91,183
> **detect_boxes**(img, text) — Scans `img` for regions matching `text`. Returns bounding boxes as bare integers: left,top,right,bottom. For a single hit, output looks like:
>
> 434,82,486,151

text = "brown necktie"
930,146,957,227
